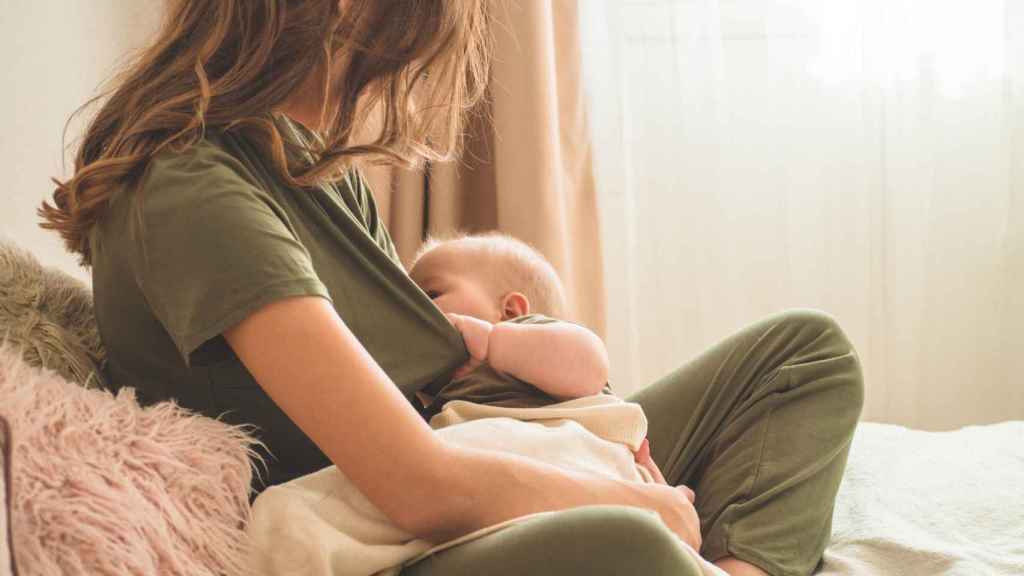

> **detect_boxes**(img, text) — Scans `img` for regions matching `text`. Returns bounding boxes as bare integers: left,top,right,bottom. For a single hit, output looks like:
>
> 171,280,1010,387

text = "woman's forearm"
488,321,609,399
411,441,649,543
225,297,652,546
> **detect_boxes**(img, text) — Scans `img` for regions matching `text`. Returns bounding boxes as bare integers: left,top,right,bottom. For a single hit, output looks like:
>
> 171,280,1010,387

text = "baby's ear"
500,292,530,320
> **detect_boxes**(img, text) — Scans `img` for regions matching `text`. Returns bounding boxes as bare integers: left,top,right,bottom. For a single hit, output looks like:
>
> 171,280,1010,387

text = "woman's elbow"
387,446,479,543
394,506,452,543
399,501,475,544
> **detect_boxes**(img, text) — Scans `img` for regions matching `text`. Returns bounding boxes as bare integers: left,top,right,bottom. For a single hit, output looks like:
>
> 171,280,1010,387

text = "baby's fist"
446,313,493,363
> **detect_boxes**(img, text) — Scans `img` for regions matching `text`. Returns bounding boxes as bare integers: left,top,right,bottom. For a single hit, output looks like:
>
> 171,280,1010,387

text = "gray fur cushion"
0,238,107,390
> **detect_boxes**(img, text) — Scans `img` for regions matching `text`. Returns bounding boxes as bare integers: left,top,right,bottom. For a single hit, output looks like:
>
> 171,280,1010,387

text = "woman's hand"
634,437,669,485
446,313,493,378
633,438,701,549
635,482,702,551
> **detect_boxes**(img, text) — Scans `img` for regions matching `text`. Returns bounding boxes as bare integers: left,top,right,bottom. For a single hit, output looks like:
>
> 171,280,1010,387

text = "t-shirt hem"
174,277,332,368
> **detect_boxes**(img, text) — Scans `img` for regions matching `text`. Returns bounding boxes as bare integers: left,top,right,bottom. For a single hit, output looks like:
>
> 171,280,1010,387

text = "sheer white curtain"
580,0,1023,430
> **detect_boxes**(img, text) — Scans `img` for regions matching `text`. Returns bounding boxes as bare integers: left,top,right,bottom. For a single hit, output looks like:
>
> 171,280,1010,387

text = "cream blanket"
247,395,723,576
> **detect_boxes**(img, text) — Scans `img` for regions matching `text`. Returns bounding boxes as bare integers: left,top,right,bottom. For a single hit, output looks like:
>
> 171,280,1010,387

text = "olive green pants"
401,309,864,576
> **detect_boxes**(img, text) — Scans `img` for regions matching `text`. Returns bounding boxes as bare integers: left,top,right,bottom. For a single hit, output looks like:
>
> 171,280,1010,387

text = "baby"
408,232,666,484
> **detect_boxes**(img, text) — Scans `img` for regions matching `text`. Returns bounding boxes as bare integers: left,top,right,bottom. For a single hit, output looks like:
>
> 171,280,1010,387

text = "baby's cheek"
436,297,472,318
432,296,453,314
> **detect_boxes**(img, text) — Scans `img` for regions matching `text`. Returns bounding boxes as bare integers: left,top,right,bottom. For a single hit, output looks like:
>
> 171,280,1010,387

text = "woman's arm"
224,297,698,547
447,313,609,400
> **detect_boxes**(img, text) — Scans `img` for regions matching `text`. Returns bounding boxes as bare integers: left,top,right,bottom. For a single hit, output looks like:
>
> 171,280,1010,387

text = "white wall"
1,1,162,284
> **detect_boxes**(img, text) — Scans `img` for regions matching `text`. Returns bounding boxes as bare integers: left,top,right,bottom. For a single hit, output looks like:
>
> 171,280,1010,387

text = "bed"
820,420,1024,575
1,237,1022,575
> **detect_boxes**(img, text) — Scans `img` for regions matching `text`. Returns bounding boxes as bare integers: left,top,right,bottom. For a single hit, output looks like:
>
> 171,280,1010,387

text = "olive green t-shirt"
90,114,467,491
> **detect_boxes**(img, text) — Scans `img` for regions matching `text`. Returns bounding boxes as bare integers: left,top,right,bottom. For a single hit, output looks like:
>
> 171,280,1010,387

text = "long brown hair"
40,0,491,265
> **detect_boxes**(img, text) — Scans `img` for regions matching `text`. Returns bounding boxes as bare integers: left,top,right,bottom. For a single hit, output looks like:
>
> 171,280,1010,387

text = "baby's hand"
446,313,493,378
634,437,672,486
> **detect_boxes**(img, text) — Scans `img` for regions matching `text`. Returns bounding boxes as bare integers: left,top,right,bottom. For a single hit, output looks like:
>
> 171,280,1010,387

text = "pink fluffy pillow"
0,345,258,576
1,415,13,576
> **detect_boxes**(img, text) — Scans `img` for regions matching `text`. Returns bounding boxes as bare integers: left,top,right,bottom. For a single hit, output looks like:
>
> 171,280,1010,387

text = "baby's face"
410,246,503,323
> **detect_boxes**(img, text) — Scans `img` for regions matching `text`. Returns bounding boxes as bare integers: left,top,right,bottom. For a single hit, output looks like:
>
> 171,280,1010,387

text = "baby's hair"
412,232,567,317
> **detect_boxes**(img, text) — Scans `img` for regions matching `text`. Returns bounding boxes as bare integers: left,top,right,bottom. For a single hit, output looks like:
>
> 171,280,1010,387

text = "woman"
41,2,863,575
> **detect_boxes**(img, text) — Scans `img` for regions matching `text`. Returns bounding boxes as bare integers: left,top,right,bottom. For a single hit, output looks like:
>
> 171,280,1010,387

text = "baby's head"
409,233,566,323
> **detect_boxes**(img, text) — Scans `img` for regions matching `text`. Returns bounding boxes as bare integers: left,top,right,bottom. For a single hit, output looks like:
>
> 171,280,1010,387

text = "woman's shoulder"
124,132,289,235
143,133,264,200
93,132,294,271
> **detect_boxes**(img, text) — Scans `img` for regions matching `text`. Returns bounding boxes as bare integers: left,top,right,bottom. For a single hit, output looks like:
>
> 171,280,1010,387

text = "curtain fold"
363,0,605,335
579,0,1023,429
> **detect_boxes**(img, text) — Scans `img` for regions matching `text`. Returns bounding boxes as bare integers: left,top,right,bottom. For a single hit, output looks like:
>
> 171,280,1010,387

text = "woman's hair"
40,0,491,265
411,232,567,318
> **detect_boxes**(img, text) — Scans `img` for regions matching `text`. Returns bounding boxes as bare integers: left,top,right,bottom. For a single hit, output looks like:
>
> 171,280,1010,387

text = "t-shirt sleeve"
505,313,558,326
131,143,331,367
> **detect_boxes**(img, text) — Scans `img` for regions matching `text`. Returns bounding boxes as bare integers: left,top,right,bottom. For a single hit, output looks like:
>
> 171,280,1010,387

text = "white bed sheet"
819,421,1024,575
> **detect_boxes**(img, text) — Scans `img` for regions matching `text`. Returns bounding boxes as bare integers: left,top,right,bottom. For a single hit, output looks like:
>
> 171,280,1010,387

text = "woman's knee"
772,308,845,343
403,506,704,576
771,308,865,416
511,506,703,575
560,506,704,575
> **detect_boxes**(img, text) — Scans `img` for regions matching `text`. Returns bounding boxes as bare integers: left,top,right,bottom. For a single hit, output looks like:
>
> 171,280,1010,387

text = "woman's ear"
500,292,530,320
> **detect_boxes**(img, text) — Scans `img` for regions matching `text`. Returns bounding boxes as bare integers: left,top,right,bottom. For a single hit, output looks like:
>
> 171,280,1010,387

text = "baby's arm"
448,314,608,400
446,311,606,397
489,320,609,399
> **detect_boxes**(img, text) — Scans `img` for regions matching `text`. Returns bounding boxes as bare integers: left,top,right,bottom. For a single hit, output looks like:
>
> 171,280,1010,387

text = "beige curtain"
361,0,606,336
